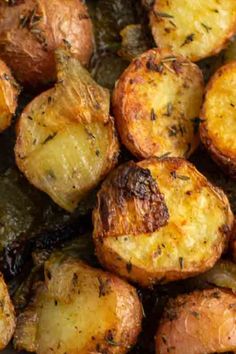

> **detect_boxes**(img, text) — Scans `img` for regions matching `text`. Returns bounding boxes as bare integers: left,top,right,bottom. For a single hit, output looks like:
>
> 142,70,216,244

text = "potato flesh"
156,288,236,354
96,158,233,285
150,0,236,62
113,49,203,159
201,62,236,158
14,258,142,354
0,274,15,350
15,52,118,212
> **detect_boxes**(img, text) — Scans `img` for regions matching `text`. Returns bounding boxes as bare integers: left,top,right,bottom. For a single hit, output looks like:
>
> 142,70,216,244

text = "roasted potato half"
15,50,119,212
200,61,236,178
93,158,234,287
0,0,94,87
14,256,142,354
0,59,19,133
149,0,236,62
0,273,16,350
156,288,236,354
112,48,204,160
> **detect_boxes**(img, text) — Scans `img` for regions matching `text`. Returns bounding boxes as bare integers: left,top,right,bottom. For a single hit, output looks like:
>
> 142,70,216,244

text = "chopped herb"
146,60,163,73
63,38,72,49
162,56,177,63
157,152,171,160
42,132,57,145
201,23,212,33
191,311,200,319
165,102,173,116
155,12,174,19
161,335,167,344
27,116,33,121
150,108,157,121
181,33,195,47
95,150,100,156
176,175,190,181
98,277,111,297
3,73,10,81
168,125,178,137
230,102,235,108
179,257,184,269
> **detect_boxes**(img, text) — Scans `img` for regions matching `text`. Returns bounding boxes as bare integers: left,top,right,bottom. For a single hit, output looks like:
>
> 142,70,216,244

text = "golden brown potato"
0,273,16,350
0,0,94,87
0,59,19,133
15,50,119,212
156,288,236,354
93,157,234,287
112,48,204,160
14,256,142,354
200,61,236,178
149,0,236,62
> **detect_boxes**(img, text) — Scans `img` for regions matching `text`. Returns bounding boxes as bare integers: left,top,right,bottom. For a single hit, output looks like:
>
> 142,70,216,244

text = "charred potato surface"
14,256,142,354
0,0,94,87
93,158,234,287
0,59,19,133
112,48,204,160
149,0,236,62
0,273,15,350
200,61,236,178
15,51,119,212
156,288,236,354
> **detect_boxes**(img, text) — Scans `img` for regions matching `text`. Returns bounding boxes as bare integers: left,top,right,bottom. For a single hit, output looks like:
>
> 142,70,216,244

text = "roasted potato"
112,48,204,160
14,256,142,354
0,0,94,87
149,0,236,62
15,50,119,212
93,157,234,287
0,59,19,133
0,273,16,350
200,61,236,178
156,288,236,354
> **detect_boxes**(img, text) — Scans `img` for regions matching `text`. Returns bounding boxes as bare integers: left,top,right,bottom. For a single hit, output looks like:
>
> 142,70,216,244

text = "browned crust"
0,0,94,87
0,59,19,132
93,157,234,288
200,62,236,178
155,288,236,354
93,161,169,239
112,48,203,160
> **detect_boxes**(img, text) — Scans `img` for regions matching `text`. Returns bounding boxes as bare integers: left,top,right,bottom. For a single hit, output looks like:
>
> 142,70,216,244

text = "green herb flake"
181,33,195,47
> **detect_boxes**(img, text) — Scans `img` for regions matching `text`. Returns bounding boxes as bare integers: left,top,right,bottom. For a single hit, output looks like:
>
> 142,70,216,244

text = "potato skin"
112,48,204,160
0,0,94,87
93,157,234,287
200,61,236,178
15,50,119,212
156,288,236,354
14,257,142,354
149,0,236,62
0,59,19,132
0,273,16,350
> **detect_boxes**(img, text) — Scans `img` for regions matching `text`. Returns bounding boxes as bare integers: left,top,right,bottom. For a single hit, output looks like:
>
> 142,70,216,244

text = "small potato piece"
156,288,236,354
149,0,236,62
14,256,142,354
0,0,94,87
0,273,16,350
0,59,19,133
93,158,234,287
15,50,119,212
200,61,236,177
112,48,204,159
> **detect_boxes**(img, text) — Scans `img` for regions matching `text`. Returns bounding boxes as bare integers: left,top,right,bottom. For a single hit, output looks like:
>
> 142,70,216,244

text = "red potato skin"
156,288,236,354
0,0,94,87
